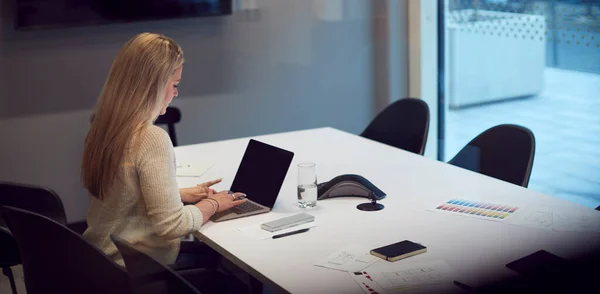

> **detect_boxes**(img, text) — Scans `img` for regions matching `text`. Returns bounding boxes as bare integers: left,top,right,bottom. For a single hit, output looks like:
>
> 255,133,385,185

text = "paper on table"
349,271,388,294
176,162,214,177
314,245,378,272
364,260,456,293
505,207,555,231
507,207,600,233
349,271,440,294
552,210,600,233
235,221,317,240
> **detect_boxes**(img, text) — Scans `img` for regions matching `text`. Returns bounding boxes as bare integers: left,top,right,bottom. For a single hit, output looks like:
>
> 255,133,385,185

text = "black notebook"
370,240,427,262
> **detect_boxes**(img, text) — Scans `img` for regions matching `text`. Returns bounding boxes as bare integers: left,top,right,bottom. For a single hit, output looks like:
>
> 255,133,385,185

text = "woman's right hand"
208,191,248,212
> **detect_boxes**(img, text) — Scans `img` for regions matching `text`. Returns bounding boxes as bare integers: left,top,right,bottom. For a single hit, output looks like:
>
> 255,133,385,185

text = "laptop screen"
229,139,294,208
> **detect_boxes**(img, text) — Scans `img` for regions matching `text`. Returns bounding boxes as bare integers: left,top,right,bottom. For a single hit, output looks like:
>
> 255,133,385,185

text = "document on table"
507,206,600,233
349,260,456,294
314,245,378,272
552,210,600,232
235,222,317,240
176,162,214,177
505,207,555,231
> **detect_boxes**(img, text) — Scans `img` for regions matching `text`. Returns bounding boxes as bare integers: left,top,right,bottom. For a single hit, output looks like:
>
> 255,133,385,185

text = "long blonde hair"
82,33,184,199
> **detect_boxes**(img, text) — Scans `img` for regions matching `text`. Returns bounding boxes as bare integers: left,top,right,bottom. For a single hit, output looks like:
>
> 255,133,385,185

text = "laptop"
211,139,294,222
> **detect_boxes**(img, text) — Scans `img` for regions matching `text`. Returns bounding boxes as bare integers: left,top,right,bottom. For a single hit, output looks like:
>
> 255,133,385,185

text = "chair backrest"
0,181,67,227
91,107,181,146
0,207,130,294
360,98,430,155
448,124,536,187
154,106,181,146
110,235,201,294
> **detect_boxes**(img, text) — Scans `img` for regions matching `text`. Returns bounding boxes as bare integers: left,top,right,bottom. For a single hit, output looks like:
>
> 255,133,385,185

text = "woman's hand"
179,178,222,203
193,190,248,223
208,191,248,212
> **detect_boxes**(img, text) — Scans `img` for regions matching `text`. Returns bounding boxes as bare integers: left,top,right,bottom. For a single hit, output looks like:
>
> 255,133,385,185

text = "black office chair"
111,235,252,294
0,207,130,294
0,181,88,232
448,124,535,188
0,181,67,225
155,106,181,146
90,106,181,146
0,181,87,294
111,235,202,294
360,98,430,155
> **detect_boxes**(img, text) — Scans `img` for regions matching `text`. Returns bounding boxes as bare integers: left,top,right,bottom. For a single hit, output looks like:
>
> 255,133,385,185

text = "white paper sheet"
552,211,600,233
314,245,378,272
507,207,600,233
349,271,388,294
364,260,456,293
235,222,317,240
505,207,556,231
176,162,214,177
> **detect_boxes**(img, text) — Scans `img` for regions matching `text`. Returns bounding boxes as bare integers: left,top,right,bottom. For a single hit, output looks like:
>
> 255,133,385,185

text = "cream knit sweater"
83,125,204,266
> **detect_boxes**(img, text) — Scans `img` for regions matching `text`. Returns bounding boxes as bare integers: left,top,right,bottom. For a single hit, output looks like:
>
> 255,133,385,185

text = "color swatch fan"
434,199,519,221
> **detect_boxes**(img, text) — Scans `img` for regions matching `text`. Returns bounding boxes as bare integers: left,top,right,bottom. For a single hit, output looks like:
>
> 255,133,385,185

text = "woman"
81,32,247,267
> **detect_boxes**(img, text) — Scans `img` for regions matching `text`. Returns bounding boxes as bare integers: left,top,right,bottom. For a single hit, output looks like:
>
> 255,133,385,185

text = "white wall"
408,0,439,159
0,0,383,221
372,0,410,113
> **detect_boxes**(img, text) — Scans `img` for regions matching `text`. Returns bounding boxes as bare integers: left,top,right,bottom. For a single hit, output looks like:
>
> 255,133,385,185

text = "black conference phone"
317,174,386,201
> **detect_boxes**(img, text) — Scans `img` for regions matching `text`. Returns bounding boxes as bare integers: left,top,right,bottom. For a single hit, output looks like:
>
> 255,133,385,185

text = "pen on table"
272,228,310,239
176,164,191,168
453,280,475,293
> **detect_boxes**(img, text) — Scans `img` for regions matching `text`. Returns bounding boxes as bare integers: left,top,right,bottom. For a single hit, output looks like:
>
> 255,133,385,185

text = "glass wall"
441,0,600,207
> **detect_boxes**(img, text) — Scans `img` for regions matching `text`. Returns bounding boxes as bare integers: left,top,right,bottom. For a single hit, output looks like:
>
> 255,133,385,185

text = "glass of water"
297,162,317,208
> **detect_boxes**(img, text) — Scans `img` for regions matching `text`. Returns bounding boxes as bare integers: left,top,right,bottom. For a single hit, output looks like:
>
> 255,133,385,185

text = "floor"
445,67,600,209
0,266,25,294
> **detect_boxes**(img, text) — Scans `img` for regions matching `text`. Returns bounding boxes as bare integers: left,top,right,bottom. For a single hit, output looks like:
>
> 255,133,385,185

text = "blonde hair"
82,33,184,199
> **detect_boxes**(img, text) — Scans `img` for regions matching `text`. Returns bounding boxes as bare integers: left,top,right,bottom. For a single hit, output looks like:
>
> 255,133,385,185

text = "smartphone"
506,250,570,279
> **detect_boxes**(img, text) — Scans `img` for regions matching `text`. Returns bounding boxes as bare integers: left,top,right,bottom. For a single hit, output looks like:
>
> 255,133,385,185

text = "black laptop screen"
229,139,294,208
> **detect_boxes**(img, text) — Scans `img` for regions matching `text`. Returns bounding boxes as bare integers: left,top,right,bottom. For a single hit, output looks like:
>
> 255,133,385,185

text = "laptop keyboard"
232,201,263,214
212,201,264,219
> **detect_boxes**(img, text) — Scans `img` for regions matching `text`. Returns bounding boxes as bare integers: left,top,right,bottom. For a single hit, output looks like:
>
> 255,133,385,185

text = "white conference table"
176,127,600,294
